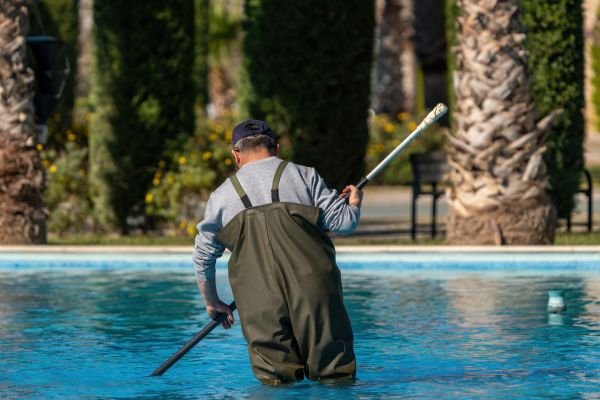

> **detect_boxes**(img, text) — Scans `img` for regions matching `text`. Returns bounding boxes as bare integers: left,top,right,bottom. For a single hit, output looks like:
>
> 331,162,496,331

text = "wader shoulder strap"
229,174,253,209
271,161,289,202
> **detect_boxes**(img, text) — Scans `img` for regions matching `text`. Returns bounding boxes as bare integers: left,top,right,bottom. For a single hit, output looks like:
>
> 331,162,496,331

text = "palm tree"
0,0,46,244
372,0,415,116
446,0,560,245
206,0,242,117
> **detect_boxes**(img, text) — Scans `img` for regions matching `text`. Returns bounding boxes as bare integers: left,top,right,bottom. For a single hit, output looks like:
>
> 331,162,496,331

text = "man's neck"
238,150,275,168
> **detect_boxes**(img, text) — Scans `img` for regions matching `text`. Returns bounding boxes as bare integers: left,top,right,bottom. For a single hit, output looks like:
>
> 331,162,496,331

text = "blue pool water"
1,252,599,399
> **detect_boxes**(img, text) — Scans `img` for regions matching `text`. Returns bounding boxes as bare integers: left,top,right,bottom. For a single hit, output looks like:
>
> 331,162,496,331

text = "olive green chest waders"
216,161,356,384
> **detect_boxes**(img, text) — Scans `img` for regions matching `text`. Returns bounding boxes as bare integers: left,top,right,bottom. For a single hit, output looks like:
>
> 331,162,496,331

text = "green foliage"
242,0,375,190
593,10,600,132
444,0,460,127
146,112,237,236
367,113,445,185
195,0,210,108
90,1,199,233
208,0,243,62
521,0,585,219
40,117,93,235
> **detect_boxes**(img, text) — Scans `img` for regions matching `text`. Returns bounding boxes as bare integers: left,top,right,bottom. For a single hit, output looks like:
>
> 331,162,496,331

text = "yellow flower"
179,220,187,229
383,123,395,133
225,130,233,142
167,175,174,184
49,165,57,174
79,169,86,177
186,224,197,236
407,121,418,131
36,143,43,151
67,132,77,142
145,193,153,204
208,134,219,142
397,112,410,122
42,159,50,167
224,158,232,166
153,177,160,186
158,160,166,168
202,151,212,161
178,156,187,165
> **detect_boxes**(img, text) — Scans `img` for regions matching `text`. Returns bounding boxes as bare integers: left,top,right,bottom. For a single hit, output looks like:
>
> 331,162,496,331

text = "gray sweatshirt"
193,156,360,282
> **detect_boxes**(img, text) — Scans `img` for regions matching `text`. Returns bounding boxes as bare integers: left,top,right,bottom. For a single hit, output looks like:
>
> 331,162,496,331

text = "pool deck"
1,245,600,254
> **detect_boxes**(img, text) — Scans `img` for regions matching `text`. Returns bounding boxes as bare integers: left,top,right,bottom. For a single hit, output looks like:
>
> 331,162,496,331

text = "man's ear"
231,149,242,168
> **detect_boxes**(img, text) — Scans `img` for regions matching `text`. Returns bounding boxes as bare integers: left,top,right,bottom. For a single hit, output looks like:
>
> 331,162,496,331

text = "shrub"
41,117,93,235
521,0,585,219
593,7,600,132
146,112,237,236
90,1,199,233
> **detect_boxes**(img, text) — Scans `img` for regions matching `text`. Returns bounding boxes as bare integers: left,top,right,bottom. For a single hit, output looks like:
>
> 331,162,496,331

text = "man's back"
193,156,360,282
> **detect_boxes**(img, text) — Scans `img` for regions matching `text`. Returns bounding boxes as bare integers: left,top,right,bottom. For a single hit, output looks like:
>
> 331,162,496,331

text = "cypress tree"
521,0,585,220
90,1,198,233
593,6,600,132
195,0,210,110
242,0,375,189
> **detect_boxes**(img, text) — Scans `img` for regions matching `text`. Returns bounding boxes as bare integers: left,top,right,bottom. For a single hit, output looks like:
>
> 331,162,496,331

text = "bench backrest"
409,151,449,186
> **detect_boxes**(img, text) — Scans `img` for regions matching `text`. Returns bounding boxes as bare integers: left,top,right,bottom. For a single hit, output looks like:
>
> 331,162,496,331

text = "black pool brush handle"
150,301,237,376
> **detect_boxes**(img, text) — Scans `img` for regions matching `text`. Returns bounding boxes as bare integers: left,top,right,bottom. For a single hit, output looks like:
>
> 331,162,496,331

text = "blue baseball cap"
232,119,275,146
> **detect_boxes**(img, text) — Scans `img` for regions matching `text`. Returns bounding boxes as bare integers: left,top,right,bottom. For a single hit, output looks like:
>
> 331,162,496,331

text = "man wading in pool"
193,119,362,384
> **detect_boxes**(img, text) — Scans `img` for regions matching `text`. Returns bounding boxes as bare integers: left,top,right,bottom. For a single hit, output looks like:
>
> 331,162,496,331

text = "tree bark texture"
372,0,415,116
0,0,46,244
76,0,93,99
446,0,559,245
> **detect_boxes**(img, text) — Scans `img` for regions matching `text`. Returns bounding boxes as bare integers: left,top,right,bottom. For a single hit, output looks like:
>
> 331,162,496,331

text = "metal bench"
409,152,449,240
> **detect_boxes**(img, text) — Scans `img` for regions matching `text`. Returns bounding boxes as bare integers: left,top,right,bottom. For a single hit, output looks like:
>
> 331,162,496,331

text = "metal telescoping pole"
150,301,237,376
356,103,448,190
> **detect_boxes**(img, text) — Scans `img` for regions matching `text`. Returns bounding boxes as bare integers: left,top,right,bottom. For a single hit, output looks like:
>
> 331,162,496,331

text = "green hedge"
195,0,210,109
593,6,600,132
242,0,375,190
90,1,199,233
521,0,585,220
444,0,459,127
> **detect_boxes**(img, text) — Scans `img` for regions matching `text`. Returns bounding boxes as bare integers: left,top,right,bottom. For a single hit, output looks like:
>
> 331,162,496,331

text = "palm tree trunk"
446,0,560,245
372,0,415,116
76,0,93,99
0,0,47,244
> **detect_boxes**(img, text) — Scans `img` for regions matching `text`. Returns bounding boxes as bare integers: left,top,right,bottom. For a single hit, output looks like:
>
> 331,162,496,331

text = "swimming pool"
1,250,599,399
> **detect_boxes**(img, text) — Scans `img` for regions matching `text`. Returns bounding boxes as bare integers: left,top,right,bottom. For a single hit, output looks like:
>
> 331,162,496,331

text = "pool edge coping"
1,245,600,254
